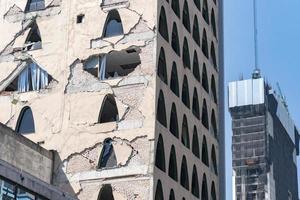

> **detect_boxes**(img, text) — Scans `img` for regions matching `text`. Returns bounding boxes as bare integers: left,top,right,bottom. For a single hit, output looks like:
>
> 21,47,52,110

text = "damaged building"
0,0,224,199
229,70,299,200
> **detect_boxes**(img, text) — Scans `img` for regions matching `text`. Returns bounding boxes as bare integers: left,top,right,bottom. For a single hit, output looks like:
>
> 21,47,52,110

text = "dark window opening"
24,23,42,51
171,23,180,56
202,0,209,24
192,16,200,46
191,166,200,198
211,109,218,138
202,136,209,167
194,0,200,10
202,29,209,58
77,14,85,24
98,138,117,169
155,134,166,172
202,64,209,93
212,145,218,175
181,76,190,108
98,94,119,123
211,182,217,200
157,48,168,84
169,189,175,200
192,126,200,158
159,7,169,42
16,107,35,134
155,180,164,200
180,156,189,190
211,9,217,38
182,1,191,32
202,99,209,129
98,184,114,200
182,38,191,69
211,42,217,69
168,146,178,181
169,103,179,138
170,62,180,97
171,0,180,18
157,90,167,127
25,0,45,12
103,10,124,38
181,115,190,149
193,51,200,82
211,75,218,103
192,88,200,119
201,174,208,200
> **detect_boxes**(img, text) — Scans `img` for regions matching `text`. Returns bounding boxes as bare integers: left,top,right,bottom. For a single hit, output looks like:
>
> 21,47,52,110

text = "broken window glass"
98,139,117,169
103,10,124,38
25,0,45,12
24,23,42,51
16,107,35,134
98,95,119,123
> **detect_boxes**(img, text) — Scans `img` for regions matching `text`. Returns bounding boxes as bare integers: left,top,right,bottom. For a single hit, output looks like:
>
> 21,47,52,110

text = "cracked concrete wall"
0,0,157,199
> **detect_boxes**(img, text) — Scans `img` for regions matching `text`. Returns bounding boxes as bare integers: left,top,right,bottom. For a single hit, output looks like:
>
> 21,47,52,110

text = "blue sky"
224,0,300,199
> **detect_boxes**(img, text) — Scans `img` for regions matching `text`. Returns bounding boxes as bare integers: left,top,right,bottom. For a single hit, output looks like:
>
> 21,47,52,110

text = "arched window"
194,0,200,10
202,29,209,58
98,138,117,169
192,16,200,46
191,166,200,198
168,145,178,181
180,156,189,190
211,182,217,200
211,109,218,138
201,174,208,200
171,0,180,18
169,103,179,138
16,107,35,134
210,42,217,69
192,126,200,158
202,99,209,129
182,38,191,69
211,75,218,103
155,134,166,172
202,0,209,24
157,47,168,84
159,7,169,42
211,145,218,175
202,64,209,93
202,136,209,167
181,76,190,108
155,180,164,200
170,63,180,97
103,10,124,38
98,184,114,200
24,23,42,51
157,90,167,127
171,23,180,56
181,115,190,149
169,189,175,200
192,88,200,119
182,1,191,32
211,9,217,38
193,51,200,82
25,0,45,12
98,94,119,123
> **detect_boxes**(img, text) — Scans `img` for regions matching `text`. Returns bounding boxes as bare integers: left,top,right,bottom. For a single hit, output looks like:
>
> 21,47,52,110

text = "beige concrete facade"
0,0,222,199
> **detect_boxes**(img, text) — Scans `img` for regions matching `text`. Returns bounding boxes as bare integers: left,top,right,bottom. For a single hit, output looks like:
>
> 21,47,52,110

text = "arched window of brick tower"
181,115,190,149
170,103,179,138
155,134,166,172
192,126,200,158
98,184,114,200
98,138,117,169
211,109,218,138
157,90,167,127
211,8,217,38
202,0,209,24
98,94,119,123
24,22,42,51
210,42,217,69
211,181,217,200
202,29,209,58
181,75,190,108
157,47,168,84
192,88,200,119
169,189,175,200
171,0,180,18
193,51,201,82
192,16,200,46
191,165,200,198
202,99,209,129
168,145,178,181
155,180,164,200
211,75,217,103
194,0,200,11
202,64,209,93
25,0,45,12
103,10,124,38
212,145,218,175
170,62,180,97
159,7,169,42
171,23,180,56
182,1,191,32
182,38,191,69
202,136,209,167
180,156,189,190
16,106,35,134
201,174,209,200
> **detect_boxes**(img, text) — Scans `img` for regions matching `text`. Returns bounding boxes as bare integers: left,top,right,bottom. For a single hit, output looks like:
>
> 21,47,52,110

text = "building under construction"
229,70,299,200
